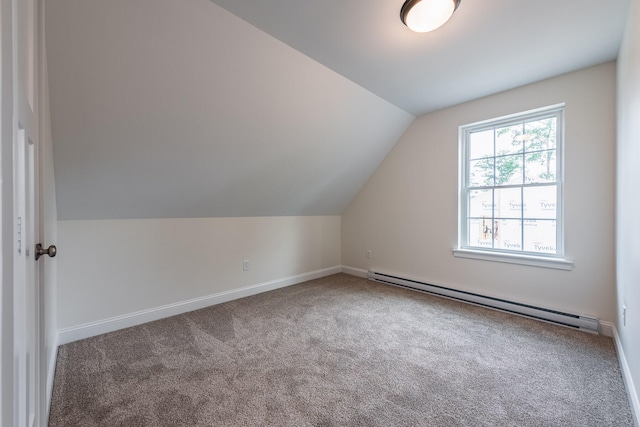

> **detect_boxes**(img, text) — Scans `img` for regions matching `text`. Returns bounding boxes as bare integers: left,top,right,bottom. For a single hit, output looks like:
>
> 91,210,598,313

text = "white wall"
342,62,617,322
616,0,640,421
57,216,340,331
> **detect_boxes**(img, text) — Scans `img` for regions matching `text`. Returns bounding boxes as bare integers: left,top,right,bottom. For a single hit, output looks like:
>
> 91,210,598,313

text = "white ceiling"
46,0,630,220
210,0,630,116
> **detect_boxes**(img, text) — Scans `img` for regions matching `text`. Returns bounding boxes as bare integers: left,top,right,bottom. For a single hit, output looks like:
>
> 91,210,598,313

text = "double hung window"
456,104,571,269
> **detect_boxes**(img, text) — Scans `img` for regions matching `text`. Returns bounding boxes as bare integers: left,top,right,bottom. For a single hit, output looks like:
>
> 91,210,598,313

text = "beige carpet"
49,273,634,426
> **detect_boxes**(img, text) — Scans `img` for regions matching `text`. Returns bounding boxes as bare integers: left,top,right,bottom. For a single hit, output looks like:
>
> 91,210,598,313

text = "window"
454,104,572,270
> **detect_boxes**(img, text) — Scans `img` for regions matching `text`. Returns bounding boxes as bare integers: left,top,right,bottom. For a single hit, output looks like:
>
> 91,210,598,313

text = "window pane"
525,150,556,183
495,219,522,251
495,155,523,186
469,189,493,218
495,124,524,155
495,187,521,219
523,185,556,219
524,117,556,152
469,129,494,160
523,220,557,254
469,158,494,187
468,218,494,249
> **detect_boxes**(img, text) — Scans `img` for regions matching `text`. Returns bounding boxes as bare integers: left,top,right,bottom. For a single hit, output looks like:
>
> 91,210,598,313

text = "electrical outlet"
623,305,626,326
243,259,250,271
366,250,372,259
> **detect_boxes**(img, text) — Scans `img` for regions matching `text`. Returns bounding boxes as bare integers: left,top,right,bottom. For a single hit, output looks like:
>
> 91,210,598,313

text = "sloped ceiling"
46,0,629,220
46,0,414,220
210,0,630,116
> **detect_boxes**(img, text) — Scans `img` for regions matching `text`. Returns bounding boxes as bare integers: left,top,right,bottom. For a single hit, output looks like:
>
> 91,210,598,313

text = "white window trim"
452,248,573,270
456,104,570,269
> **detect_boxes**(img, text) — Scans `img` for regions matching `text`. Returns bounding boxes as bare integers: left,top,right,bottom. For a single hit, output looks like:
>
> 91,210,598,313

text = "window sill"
452,248,573,270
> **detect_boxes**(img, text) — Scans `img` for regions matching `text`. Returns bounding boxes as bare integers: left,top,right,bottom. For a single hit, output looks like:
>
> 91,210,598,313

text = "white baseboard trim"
599,321,614,337
340,265,368,278
604,321,640,427
58,266,342,345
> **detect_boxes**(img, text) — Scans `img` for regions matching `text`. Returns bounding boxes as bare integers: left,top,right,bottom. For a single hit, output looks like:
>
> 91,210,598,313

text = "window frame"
454,104,573,270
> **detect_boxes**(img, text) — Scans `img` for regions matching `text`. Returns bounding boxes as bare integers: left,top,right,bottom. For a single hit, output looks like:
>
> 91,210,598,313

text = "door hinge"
17,217,22,255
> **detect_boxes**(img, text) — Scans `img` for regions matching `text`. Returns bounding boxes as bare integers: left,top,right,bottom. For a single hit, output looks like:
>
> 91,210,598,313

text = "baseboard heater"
367,271,600,334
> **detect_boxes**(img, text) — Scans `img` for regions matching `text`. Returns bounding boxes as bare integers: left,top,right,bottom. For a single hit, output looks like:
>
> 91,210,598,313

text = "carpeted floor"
49,273,634,426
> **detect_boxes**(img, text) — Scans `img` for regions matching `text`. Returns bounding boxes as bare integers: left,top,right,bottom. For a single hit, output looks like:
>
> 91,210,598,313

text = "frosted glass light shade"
400,0,461,33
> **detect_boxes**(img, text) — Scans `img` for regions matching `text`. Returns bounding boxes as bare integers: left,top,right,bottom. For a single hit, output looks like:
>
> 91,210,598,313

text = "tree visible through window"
459,105,564,257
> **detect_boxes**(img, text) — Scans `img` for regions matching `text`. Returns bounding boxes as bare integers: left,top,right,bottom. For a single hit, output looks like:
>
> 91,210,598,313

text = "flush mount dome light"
400,0,461,33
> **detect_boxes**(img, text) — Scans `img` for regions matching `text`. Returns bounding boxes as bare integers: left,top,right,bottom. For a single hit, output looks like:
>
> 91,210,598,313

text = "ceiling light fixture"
400,0,461,33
